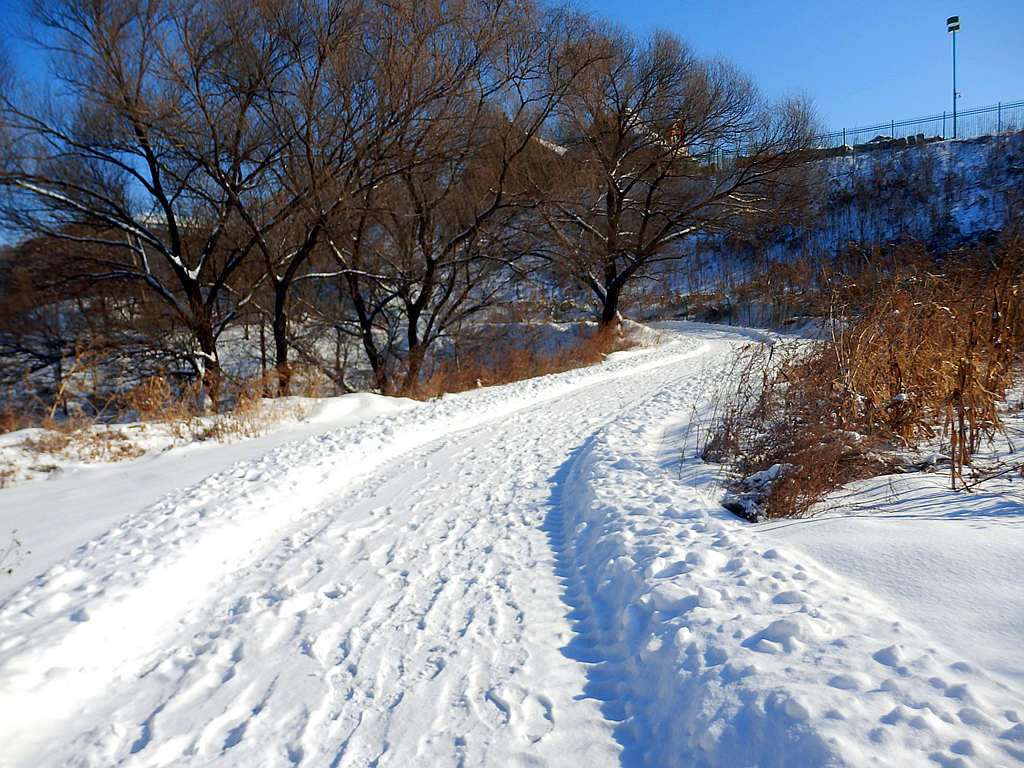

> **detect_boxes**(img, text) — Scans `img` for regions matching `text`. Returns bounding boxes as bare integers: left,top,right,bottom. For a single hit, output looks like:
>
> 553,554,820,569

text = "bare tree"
202,0,374,395
0,0,815,407
0,237,178,416
0,0,294,405
539,27,818,326
319,0,604,393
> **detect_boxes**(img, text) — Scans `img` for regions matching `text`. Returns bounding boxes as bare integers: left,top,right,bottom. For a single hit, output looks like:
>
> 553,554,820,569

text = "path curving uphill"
0,327,730,767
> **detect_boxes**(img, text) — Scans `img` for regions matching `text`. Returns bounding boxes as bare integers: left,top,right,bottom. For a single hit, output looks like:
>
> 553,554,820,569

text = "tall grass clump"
708,239,1024,519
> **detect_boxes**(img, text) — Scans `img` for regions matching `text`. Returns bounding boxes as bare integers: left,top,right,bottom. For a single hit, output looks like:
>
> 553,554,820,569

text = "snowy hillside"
1,324,1022,767
800,132,1024,254
686,131,1024,275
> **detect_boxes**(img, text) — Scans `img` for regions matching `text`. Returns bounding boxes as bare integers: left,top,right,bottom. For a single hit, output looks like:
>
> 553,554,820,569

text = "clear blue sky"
572,0,1023,132
2,0,1022,133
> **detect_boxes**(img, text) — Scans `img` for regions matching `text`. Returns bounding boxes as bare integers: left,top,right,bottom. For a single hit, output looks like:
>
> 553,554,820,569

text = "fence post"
891,119,895,138
998,102,1002,133
943,111,946,138
842,127,846,147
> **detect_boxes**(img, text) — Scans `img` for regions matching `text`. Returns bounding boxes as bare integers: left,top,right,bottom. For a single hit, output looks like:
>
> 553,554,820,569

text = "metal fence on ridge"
815,100,1024,149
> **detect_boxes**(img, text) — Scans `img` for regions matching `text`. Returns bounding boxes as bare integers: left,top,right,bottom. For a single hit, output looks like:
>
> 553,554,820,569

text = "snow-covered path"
2,324,1023,768
0,329,717,766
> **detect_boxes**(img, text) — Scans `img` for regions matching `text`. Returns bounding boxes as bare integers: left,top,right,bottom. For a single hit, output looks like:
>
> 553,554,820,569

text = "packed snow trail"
2,323,1023,767
0,328,717,766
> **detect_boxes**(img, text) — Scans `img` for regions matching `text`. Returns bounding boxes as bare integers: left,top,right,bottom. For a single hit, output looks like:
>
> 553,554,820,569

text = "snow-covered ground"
1,323,1022,767
0,395,418,600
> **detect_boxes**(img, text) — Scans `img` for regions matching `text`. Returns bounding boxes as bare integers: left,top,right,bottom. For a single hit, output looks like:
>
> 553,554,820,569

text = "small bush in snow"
707,238,1024,517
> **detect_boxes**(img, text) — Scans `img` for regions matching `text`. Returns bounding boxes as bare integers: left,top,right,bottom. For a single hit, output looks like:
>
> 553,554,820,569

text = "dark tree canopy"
0,0,819,403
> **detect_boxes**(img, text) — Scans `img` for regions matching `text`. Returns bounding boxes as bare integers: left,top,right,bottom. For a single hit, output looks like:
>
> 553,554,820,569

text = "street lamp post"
947,15,960,139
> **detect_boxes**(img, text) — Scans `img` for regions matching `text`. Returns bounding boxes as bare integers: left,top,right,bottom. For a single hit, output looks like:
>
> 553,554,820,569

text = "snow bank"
0,393,419,602
554,374,1024,766
763,461,1024,689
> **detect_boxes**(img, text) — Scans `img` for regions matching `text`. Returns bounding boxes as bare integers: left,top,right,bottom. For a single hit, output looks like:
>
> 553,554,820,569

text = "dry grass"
708,239,1024,519
1,530,28,575
3,326,621,485
1,369,316,487
120,370,314,442
194,371,313,441
120,375,203,435
20,424,146,463
408,325,630,400
0,410,28,436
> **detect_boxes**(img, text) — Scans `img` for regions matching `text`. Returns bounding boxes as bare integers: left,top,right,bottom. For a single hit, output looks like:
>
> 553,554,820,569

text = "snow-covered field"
1,323,1022,767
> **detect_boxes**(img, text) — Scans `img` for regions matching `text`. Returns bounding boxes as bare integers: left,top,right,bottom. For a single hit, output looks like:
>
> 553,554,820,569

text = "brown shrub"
0,410,27,435
122,375,193,422
6,368,314,480
709,238,1024,518
409,325,628,401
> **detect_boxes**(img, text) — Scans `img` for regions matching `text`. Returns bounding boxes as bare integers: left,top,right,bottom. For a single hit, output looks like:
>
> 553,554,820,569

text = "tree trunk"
259,321,267,386
194,320,221,411
600,280,622,328
344,273,389,393
273,282,291,397
54,356,67,418
365,339,388,393
401,341,426,396
399,301,427,395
